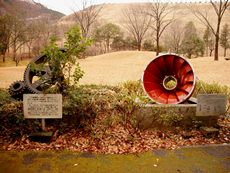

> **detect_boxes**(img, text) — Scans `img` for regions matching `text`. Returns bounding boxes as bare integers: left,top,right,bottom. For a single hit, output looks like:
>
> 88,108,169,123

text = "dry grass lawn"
79,51,155,85
0,51,229,88
189,56,230,86
0,66,26,88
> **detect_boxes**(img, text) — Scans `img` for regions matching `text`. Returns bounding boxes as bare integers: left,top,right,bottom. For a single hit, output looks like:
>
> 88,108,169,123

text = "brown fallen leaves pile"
1,114,229,154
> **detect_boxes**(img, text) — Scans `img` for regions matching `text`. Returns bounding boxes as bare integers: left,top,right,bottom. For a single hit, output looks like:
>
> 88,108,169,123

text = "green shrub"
0,89,13,107
63,87,96,128
0,89,21,115
63,85,121,128
63,83,141,129
33,26,91,94
1,79,229,137
120,80,144,96
0,89,41,139
157,109,183,127
193,81,230,98
149,107,183,127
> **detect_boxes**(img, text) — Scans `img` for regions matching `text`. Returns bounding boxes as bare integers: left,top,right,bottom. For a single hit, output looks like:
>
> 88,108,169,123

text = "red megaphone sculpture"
142,53,196,104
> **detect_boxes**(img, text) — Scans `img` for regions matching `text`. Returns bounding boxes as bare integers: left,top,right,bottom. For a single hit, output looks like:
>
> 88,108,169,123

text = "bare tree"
31,19,57,56
10,17,27,66
123,5,151,51
164,20,183,54
25,22,40,58
146,1,174,55
189,0,230,61
0,14,13,62
203,25,215,57
73,0,103,38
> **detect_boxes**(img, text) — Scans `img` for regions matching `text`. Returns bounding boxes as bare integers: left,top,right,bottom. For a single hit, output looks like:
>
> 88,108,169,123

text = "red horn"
142,53,196,104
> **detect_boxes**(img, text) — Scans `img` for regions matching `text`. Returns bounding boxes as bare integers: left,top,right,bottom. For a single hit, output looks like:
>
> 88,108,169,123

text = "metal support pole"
41,119,46,131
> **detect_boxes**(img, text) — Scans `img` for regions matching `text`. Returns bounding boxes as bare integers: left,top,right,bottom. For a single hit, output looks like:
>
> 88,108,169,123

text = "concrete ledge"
135,103,218,130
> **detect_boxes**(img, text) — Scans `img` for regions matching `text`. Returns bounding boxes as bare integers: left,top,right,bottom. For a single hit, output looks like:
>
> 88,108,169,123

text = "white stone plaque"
23,94,62,119
196,94,227,116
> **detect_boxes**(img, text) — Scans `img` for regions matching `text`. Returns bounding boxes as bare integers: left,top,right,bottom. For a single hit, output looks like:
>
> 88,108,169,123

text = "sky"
33,0,208,15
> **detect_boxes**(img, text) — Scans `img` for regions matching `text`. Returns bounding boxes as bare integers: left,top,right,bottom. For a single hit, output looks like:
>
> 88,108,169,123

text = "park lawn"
0,59,30,67
0,51,230,88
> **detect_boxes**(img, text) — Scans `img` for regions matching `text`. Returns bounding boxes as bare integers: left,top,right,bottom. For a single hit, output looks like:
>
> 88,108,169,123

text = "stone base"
29,131,53,143
135,103,219,130
201,127,219,138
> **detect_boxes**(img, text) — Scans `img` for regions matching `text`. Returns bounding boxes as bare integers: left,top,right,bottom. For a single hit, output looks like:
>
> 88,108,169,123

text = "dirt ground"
0,51,229,88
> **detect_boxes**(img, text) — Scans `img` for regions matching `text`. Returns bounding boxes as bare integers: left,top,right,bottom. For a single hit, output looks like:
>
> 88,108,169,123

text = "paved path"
0,144,229,173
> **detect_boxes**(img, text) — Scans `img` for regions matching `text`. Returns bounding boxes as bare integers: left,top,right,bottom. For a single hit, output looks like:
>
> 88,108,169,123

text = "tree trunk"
224,48,226,57
214,19,220,61
206,46,208,56
106,39,110,53
209,49,213,57
20,46,22,61
13,42,16,61
13,50,16,62
28,46,31,58
156,36,159,56
15,57,19,66
2,54,6,62
138,42,141,51
214,34,219,61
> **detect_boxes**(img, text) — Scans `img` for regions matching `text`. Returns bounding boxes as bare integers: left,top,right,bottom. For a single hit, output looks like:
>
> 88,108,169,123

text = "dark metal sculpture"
8,80,26,99
9,49,66,99
23,54,52,94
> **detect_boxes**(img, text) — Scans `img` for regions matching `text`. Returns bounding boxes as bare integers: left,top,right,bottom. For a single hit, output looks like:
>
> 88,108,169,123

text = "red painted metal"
142,53,196,104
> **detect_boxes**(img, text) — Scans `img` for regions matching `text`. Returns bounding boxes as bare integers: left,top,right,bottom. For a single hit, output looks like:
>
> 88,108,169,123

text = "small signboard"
196,94,227,116
23,94,62,119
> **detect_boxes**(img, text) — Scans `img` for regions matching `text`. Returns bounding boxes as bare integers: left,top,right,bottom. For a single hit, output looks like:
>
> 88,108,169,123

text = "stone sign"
23,94,62,119
196,94,227,116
